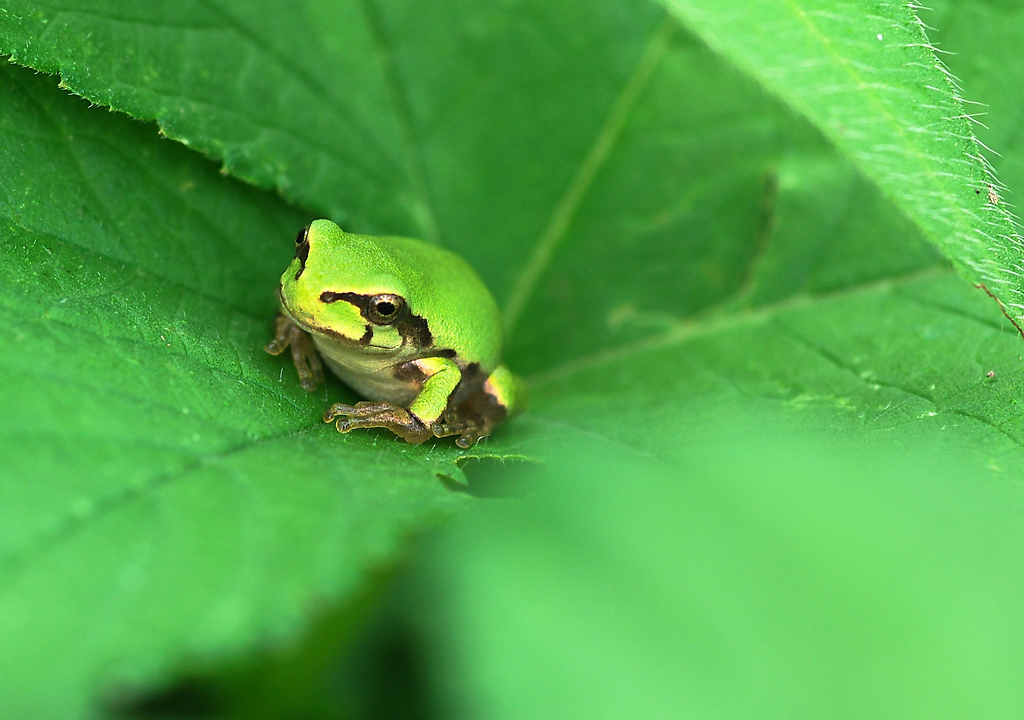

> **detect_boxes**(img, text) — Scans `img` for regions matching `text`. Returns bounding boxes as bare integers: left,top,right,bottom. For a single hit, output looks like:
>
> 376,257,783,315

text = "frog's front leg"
323,402,432,444
265,313,324,391
323,357,461,444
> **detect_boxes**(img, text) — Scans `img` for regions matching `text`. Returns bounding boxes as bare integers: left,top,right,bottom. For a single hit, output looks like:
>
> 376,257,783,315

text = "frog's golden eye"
367,294,406,325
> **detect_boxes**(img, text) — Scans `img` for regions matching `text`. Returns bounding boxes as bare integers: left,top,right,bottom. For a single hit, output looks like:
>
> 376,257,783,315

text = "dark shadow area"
438,456,540,498
108,680,221,719
105,570,433,720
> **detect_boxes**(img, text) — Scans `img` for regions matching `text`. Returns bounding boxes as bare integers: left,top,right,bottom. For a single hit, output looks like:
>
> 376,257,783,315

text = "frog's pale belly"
313,337,421,406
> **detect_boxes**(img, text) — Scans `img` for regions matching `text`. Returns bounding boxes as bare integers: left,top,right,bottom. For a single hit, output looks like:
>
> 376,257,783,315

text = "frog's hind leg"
435,364,523,448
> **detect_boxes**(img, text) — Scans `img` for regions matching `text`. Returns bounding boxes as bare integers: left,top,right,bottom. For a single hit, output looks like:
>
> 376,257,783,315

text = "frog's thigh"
408,357,462,424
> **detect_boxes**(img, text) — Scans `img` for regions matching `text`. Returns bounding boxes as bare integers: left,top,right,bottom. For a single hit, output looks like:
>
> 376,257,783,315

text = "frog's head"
277,219,428,353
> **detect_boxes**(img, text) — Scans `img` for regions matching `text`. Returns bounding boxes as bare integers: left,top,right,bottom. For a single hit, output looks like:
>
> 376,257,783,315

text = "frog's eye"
367,294,407,325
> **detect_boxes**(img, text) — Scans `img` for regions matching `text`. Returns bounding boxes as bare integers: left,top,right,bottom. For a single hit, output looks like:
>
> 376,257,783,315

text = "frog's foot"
323,402,433,444
265,313,324,392
432,419,489,449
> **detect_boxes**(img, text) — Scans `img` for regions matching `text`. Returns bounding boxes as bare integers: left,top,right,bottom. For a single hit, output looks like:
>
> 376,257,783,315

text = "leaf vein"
502,14,677,330
354,0,441,243
0,425,317,590
194,0,396,170
529,265,950,386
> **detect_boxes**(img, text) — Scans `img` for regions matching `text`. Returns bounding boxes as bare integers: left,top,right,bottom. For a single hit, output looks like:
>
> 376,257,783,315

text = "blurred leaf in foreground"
417,421,1024,720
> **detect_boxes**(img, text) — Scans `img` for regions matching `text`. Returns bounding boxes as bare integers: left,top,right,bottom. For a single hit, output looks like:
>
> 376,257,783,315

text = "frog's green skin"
265,219,521,448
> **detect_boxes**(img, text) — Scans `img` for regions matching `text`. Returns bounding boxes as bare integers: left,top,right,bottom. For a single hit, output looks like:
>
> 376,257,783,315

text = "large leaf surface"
3,1,1020,324
655,0,1024,322
0,64,471,715
921,0,1024,207
1,0,1024,715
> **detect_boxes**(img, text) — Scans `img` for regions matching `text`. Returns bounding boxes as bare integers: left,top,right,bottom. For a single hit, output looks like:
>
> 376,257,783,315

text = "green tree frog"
265,219,521,448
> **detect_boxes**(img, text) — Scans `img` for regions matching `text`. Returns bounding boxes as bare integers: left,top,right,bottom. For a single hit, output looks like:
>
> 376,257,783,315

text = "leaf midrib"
502,12,677,332
527,264,958,387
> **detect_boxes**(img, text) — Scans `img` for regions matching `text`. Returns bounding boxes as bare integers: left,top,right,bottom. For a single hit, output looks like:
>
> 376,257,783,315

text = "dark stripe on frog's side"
392,356,472,387
395,360,490,415
446,362,509,427
320,291,433,347
360,324,374,345
392,359,508,433
448,362,484,405
392,360,484,404
393,361,429,385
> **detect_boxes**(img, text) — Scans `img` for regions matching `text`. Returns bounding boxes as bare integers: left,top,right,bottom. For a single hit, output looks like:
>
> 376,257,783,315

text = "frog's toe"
456,430,487,448
324,402,398,422
327,406,431,444
289,327,323,392
323,403,355,423
431,422,455,439
264,314,293,356
432,417,489,447
266,313,325,391
432,417,472,438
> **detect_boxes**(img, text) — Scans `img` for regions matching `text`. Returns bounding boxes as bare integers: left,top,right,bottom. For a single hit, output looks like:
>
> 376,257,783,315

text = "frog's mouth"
277,287,401,352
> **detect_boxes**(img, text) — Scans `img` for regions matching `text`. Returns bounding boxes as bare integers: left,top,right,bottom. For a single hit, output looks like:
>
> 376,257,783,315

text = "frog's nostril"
294,225,311,280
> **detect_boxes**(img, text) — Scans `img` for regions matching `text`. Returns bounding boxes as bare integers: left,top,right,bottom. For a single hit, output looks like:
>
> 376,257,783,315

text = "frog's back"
374,235,504,369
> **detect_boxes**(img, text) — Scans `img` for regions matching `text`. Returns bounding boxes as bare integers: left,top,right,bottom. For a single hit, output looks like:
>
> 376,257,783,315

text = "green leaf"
920,0,1024,212
416,422,1024,719
0,0,426,235
528,269,1024,477
0,63,468,715
1,0,1024,715
654,0,1024,323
